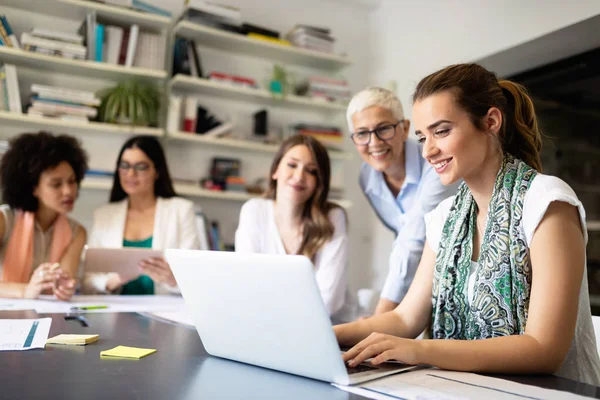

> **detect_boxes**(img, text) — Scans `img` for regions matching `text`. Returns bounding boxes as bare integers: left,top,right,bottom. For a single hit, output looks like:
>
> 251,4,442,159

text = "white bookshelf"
2,0,171,31
167,131,352,161
173,21,353,70
170,75,347,112
0,47,167,81
0,111,163,137
81,177,353,208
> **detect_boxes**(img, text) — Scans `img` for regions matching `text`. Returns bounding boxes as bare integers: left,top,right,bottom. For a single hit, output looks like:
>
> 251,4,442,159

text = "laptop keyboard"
346,363,379,375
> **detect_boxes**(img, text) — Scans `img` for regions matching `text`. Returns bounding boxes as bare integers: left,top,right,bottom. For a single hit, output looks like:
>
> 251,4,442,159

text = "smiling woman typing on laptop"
235,135,349,319
335,64,600,386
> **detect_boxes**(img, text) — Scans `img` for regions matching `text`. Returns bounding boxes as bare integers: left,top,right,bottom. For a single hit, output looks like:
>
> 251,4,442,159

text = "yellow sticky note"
100,345,156,359
47,334,99,346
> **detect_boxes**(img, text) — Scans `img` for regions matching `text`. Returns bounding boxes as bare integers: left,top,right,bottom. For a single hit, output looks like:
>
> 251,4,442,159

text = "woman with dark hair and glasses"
346,87,457,316
0,131,88,300
83,135,200,295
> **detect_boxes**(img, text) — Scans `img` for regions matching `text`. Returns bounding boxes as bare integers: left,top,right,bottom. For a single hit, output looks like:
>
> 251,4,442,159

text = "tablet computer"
83,247,164,281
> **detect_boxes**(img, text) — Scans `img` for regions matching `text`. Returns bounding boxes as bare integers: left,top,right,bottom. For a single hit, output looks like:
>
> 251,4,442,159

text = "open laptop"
165,249,415,385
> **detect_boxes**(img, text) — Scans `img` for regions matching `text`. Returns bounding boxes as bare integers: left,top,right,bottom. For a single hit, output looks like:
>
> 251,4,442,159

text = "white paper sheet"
0,318,52,351
0,295,186,314
334,369,593,400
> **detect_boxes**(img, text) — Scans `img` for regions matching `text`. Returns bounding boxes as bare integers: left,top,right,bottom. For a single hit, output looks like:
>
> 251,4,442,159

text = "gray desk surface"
0,311,598,400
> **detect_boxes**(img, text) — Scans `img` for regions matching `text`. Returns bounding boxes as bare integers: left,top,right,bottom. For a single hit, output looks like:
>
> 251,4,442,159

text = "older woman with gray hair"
347,87,457,316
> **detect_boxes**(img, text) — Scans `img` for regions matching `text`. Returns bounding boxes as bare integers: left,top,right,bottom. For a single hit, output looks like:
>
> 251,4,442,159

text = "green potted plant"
97,80,161,127
269,64,290,98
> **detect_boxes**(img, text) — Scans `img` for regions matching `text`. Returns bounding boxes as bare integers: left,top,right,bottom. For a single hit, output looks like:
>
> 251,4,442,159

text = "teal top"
121,237,154,295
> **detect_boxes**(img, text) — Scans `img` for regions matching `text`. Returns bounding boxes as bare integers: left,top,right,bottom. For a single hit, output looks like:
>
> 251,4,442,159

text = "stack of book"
0,63,22,114
296,76,351,103
284,25,335,53
27,84,100,122
289,123,344,151
181,0,243,34
0,15,20,48
21,29,86,60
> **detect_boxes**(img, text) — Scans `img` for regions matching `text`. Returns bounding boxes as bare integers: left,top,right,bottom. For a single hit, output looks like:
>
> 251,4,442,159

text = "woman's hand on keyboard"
342,332,421,367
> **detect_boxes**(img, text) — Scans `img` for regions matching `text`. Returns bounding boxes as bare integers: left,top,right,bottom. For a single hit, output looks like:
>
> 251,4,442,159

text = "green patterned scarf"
431,155,537,339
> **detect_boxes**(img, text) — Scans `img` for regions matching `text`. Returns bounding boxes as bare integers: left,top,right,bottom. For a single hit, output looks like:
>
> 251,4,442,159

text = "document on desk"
0,318,52,351
333,369,591,400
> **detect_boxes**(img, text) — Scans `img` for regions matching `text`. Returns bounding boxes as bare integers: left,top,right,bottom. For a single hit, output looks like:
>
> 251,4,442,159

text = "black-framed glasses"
350,121,403,146
118,161,151,173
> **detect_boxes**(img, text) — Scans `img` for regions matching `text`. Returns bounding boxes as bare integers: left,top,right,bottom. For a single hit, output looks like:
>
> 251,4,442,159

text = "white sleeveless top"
424,174,600,386
0,205,80,279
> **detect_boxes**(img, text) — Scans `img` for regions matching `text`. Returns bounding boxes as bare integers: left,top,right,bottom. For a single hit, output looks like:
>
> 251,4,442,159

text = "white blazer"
83,196,200,294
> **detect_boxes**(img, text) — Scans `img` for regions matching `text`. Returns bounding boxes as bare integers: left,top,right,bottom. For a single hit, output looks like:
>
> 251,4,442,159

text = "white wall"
365,0,600,289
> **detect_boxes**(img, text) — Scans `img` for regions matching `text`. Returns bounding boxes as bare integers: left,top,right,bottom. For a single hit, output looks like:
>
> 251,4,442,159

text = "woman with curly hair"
235,134,349,319
0,131,88,300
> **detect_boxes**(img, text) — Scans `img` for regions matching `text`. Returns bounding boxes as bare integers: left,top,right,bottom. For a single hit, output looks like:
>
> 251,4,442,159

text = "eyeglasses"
118,161,151,173
350,121,403,146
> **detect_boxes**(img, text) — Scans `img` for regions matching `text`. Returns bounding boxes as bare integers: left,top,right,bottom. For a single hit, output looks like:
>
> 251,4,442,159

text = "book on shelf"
131,0,172,17
0,64,22,114
104,26,124,64
21,33,87,59
186,0,242,23
296,76,350,103
31,84,100,106
30,28,84,45
28,84,100,120
241,23,279,39
0,15,20,48
208,72,256,89
98,0,133,6
167,95,183,133
124,24,139,67
173,39,203,78
183,96,197,132
78,12,96,60
247,33,290,46
194,210,211,251
133,30,165,70
284,24,336,53
180,6,243,34
290,123,344,150
95,24,105,62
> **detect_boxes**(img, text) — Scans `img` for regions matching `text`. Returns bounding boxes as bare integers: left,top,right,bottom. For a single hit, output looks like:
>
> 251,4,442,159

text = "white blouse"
234,198,348,318
424,174,600,386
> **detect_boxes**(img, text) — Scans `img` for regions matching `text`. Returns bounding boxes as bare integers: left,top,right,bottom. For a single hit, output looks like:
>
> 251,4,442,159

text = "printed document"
0,318,52,351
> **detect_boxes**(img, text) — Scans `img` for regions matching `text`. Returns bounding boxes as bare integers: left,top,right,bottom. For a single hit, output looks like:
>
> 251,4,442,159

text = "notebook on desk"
166,249,416,385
